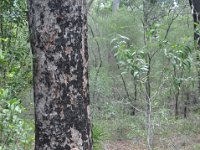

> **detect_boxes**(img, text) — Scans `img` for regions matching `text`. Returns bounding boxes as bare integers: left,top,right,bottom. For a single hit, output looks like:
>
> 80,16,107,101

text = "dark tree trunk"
175,88,180,119
149,0,156,4
130,82,137,116
27,0,93,149
184,92,190,118
189,0,200,100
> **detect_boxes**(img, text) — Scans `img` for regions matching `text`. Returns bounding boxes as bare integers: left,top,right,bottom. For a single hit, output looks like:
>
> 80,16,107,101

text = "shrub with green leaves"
92,124,105,150
0,88,34,150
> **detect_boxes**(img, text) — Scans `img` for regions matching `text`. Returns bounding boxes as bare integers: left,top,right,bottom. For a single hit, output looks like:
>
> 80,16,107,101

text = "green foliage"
89,1,200,149
92,125,105,150
194,144,200,150
0,88,34,150
165,43,193,69
0,0,34,149
111,34,148,79
0,0,32,96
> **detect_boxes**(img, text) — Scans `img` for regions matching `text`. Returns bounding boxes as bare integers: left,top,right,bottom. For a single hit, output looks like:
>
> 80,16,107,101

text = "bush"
92,124,105,150
0,88,34,150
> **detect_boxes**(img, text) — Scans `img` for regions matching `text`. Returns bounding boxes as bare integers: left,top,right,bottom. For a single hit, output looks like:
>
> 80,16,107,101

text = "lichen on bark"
27,0,92,149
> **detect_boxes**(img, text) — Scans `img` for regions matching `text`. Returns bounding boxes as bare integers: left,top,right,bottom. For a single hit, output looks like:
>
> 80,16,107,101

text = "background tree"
112,0,121,13
189,0,200,101
27,0,92,149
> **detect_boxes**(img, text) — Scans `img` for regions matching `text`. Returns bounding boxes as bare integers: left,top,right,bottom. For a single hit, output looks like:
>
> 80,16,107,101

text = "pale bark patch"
65,47,73,54
69,128,83,150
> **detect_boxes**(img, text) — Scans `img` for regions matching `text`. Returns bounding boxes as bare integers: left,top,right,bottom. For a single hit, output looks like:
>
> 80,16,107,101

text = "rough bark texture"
27,0,92,149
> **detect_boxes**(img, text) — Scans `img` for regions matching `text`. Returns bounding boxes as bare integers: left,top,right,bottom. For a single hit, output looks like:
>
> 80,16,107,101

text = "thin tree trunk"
131,81,137,116
146,54,153,150
173,66,180,119
27,0,93,149
112,0,121,13
88,0,95,10
0,8,6,87
175,88,180,119
184,92,190,118
143,1,153,149
88,25,102,102
189,0,200,101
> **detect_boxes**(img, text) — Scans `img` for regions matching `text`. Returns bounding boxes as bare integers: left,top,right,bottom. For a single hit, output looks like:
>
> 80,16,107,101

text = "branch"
87,0,95,10
88,24,102,100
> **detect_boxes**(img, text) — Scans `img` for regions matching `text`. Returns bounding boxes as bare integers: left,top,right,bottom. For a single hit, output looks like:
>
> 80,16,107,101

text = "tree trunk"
27,0,93,149
149,0,156,4
112,0,121,13
143,2,153,149
131,81,137,116
173,66,180,119
184,92,190,118
175,88,180,119
189,0,200,101
146,55,153,150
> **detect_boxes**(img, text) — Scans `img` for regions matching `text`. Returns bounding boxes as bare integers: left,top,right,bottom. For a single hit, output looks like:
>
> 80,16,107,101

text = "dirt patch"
103,134,200,150
103,140,147,150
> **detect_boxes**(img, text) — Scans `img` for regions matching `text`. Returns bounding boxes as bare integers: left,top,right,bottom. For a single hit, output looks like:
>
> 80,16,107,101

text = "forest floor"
103,140,147,150
97,114,200,150
103,134,200,150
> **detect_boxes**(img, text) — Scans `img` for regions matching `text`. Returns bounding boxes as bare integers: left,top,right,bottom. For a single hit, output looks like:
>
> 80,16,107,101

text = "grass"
93,109,200,150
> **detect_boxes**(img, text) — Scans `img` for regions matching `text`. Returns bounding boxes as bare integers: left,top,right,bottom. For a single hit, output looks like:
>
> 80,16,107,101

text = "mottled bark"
27,0,92,149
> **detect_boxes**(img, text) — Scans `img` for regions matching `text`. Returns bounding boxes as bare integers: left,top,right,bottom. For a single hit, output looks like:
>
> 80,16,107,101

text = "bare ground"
103,134,200,150
103,140,147,150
